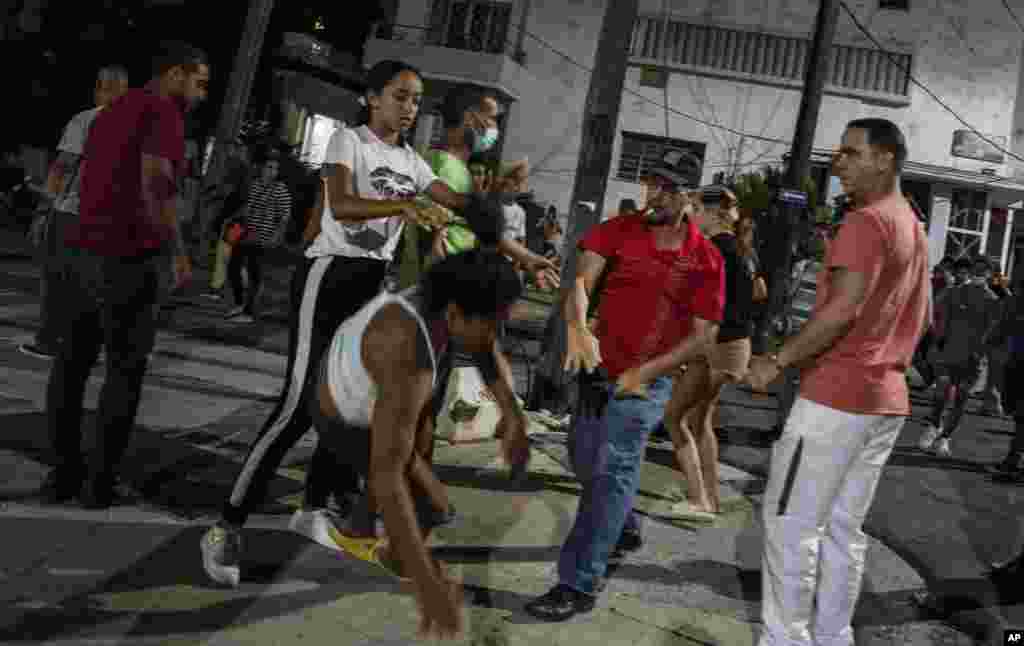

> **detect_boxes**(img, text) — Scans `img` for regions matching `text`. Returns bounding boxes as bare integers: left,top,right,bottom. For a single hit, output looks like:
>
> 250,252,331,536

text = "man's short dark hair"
152,40,208,78
846,118,907,171
619,199,637,212
97,65,129,84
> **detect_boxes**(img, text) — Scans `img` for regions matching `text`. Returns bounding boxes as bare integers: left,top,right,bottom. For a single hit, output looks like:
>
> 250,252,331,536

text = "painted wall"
615,0,1023,184
377,0,1024,220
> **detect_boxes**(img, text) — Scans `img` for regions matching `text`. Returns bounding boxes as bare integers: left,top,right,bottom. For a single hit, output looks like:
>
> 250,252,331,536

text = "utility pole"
561,0,640,283
532,0,639,411
784,0,839,189
758,0,839,348
199,0,276,247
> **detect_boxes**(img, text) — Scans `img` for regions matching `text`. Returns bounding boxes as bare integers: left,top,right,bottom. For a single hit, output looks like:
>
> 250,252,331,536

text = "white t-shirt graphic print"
306,125,436,261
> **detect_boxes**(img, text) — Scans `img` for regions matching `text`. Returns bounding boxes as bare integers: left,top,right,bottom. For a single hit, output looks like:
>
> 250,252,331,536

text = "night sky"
8,0,386,149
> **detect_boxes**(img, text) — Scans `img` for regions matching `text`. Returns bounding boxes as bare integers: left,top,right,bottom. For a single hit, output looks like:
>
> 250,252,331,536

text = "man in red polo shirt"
746,119,930,646
524,150,725,622
40,41,210,510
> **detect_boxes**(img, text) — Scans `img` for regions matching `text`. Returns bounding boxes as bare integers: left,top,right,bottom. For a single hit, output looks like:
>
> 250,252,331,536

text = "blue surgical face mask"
474,127,499,153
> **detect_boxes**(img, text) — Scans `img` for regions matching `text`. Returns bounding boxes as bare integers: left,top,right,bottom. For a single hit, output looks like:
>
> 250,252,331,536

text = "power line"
840,0,1024,181
1003,0,1024,35
507,25,792,146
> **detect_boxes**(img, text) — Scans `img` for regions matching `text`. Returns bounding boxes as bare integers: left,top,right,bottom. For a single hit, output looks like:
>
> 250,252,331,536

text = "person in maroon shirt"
40,41,210,510
524,150,725,622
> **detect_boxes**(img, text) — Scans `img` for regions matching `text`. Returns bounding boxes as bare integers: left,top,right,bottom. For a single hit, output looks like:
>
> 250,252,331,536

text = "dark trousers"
221,255,389,527
913,329,936,387
46,250,160,490
227,243,266,314
1004,351,1024,459
35,210,75,349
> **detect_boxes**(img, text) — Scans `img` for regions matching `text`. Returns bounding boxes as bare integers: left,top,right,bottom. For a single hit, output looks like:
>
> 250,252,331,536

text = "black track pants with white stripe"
221,255,389,527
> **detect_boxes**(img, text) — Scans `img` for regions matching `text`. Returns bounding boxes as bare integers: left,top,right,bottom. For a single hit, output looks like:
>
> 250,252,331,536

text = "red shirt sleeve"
139,99,185,170
579,216,633,259
689,244,726,324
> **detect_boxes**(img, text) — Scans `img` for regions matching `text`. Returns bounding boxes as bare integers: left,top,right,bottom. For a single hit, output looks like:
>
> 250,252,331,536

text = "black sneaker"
37,469,83,504
19,343,57,360
524,584,596,622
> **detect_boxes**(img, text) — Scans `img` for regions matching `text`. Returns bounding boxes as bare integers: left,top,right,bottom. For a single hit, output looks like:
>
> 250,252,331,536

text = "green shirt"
397,149,475,289
425,150,476,254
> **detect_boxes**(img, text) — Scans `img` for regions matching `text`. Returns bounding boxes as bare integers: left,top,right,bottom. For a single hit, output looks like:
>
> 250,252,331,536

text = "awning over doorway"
273,69,362,125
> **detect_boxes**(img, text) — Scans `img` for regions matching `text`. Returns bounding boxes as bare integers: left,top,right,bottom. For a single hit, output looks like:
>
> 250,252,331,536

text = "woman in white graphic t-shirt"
202,61,478,581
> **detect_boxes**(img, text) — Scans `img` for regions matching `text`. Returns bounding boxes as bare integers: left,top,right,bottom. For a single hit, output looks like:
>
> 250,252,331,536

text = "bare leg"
409,454,449,513
694,376,727,513
672,419,711,510
665,364,713,512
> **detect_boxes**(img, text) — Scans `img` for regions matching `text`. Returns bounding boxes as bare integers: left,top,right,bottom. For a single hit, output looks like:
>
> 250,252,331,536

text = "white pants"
759,397,904,646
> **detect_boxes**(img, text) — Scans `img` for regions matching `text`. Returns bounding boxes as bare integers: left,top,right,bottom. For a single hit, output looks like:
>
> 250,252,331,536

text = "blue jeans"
560,375,673,595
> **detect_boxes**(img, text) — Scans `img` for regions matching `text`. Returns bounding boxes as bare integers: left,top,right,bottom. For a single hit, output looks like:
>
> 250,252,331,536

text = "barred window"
616,132,706,184
630,17,912,97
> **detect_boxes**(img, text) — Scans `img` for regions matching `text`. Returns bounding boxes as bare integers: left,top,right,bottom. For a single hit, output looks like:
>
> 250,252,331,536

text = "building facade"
365,0,1024,274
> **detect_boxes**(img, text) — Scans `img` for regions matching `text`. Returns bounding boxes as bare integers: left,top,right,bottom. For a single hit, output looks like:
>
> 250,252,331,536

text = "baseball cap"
698,184,737,207
649,148,702,189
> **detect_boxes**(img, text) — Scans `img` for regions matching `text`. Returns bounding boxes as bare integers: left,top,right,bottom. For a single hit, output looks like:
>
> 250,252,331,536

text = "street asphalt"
0,228,1019,645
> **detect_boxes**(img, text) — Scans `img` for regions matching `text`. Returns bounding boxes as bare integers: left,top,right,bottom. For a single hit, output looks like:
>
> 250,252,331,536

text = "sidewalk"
0,419,961,646
0,225,986,645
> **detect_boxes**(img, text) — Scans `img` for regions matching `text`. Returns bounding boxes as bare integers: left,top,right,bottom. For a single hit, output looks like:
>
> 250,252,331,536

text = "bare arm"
424,179,468,211
325,163,415,222
302,178,325,244
635,317,720,383
45,151,79,198
499,238,547,268
564,250,608,330
364,306,441,591
141,153,185,257
776,266,868,368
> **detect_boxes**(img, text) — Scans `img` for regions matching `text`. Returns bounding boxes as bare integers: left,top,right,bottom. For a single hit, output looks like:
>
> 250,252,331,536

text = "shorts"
679,337,752,381
708,337,752,381
308,394,443,529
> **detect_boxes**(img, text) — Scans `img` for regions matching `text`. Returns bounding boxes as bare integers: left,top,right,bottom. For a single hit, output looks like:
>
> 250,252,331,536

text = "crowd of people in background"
5,43,1024,643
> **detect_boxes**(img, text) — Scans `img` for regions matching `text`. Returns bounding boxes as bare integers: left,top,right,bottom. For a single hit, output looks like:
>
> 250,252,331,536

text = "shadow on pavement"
0,526,408,642
0,411,302,517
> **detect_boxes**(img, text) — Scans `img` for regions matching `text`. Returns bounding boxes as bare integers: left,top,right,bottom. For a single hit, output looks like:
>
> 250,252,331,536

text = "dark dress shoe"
37,470,83,504
524,584,596,622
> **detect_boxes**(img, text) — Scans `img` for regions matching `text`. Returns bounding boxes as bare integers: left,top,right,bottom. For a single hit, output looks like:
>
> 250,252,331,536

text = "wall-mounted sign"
951,130,1006,164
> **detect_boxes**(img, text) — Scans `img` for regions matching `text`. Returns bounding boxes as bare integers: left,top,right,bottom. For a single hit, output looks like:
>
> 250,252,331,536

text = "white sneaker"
289,508,347,553
200,524,242,587
934,438,952,458
919,425,942,452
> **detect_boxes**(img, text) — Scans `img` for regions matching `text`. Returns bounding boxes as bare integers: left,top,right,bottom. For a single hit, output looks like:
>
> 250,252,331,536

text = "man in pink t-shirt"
746,119,930,646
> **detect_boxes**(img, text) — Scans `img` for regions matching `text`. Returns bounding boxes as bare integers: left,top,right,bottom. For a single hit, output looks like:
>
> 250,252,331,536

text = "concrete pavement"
0,227,996,645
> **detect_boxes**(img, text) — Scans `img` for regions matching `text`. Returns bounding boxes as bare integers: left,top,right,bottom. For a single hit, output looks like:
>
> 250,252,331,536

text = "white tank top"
323,289,437,428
